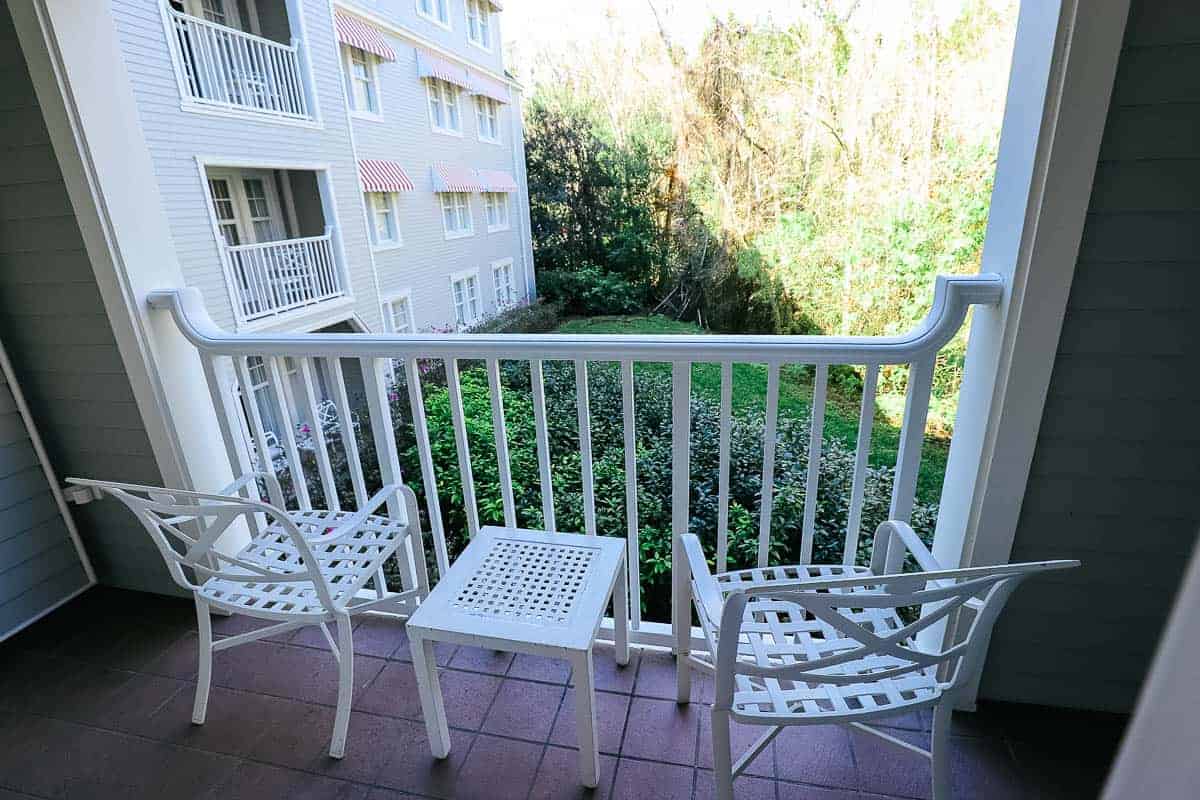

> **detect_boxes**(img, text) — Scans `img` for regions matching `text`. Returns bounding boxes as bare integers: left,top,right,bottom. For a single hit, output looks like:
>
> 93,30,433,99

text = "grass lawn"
557,315,951,506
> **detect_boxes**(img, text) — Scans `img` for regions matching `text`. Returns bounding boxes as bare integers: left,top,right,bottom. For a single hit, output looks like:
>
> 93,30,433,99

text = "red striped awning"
359,160,414,193
470,72,511,104
431,163,483,193
335,11,396,62
416,50,471,89
476,169,518,193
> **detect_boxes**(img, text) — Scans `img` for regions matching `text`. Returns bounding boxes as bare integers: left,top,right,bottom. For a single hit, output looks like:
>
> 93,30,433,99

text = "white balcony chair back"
680,522,1078,800
66,474,429,759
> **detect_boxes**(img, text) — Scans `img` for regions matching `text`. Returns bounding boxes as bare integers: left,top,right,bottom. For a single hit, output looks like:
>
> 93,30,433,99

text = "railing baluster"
844,364,879,564
445,358,480,537
486,358,517,528
889,357,936,527
268,357,311,510
298,357,338,512
800,363,828,564
327,357,368,508
406,357,449,577
575,359,596,536
620,360,641,628
670,361,691,700
757,362,781,568
530,359,555,532
362,356,416,591
203,354,263,537
717,361,732,571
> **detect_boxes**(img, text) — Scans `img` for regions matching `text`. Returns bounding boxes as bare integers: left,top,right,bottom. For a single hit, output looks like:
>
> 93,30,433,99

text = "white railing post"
671,361,692,701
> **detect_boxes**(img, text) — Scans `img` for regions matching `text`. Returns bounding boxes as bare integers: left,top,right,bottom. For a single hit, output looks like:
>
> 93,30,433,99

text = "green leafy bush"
278,361,937,622
536,267,646,317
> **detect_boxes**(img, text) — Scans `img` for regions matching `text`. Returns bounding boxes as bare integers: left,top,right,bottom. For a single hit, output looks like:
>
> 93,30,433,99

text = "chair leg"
930,702,953,800
711,707,735,800
192,597,213,725
328,615,355,759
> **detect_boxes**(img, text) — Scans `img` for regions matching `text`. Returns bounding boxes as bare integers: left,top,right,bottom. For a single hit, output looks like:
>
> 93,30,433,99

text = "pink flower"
299,424,311,434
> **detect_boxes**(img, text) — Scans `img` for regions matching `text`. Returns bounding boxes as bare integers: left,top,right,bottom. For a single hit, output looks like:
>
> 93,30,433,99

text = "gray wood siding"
350,30,530,331
979,0,1200,712
0,5,173,598
112,0,383,333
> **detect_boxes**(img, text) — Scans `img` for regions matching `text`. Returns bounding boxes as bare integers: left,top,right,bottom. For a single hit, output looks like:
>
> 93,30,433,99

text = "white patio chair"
677,521,1078,800
67,472,429,759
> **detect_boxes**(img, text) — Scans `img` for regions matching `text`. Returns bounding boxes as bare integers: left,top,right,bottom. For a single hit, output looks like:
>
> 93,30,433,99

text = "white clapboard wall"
0,336,95,641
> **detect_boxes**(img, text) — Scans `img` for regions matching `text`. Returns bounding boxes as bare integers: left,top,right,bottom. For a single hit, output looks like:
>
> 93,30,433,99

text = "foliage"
520,0,1018,428
536,266,646,317
277,361,936,623
467,298,566,334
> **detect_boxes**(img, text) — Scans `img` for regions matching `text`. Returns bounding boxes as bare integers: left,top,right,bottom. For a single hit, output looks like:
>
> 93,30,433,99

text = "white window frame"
426,78,462,136
475,96,501,144
450,269,482,329
440,192,474,239
484,191,510,233
342,45,382,120
415,0,451,29
491,257,517,309
382,289,416,334
366,191,402,250
465,0,492,51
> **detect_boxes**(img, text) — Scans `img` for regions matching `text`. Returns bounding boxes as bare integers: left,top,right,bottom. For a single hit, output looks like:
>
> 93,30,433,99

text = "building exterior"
113,0,534,337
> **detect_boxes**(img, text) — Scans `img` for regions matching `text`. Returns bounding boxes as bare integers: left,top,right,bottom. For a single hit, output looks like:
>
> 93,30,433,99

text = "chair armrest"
680,534,724,627
869,520,944,576
220,472,285,510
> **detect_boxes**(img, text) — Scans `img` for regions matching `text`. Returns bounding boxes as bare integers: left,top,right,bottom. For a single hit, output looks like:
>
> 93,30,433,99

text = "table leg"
410,632,451,759
570,650,600,789
614,560,630,667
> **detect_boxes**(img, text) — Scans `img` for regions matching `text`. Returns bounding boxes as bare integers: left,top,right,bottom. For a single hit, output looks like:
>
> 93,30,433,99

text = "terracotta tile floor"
0,588,1124,799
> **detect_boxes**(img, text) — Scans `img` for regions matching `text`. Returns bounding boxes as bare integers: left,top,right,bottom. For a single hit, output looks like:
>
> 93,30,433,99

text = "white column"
926,0,1130,703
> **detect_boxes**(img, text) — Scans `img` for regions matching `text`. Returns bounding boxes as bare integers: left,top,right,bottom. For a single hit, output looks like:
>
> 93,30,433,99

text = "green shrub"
277,360,937,622
468,299,565,334
537,267,646,317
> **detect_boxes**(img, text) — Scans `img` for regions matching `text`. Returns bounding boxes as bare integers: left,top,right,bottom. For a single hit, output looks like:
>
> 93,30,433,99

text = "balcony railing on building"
226,228,342,322
167,7,310,120
150,274,1003,651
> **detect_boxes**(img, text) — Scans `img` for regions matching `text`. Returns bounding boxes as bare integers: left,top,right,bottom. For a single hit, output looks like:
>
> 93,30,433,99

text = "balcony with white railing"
166,5,311,121
148,273,1003,648
225,228,344,323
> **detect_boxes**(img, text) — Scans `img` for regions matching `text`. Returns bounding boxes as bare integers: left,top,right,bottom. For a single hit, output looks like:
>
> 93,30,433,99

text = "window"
367,192,401,247
345,46,380,115
466,0,491,49
484,192,509,232
242,178,276,241
451,271,481,328
243,355,281,436
427,79,461,133
384,292,415,333
440,192,473,238
475,96,500,142
492,259,516,308
417,0,450,27
209,178,241,245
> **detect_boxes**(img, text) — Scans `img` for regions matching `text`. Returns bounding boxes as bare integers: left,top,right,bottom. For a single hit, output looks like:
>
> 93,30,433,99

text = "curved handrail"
148,273,1003,364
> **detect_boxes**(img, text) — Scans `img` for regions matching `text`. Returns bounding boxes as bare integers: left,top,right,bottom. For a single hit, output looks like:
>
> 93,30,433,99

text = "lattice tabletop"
407,526,627,653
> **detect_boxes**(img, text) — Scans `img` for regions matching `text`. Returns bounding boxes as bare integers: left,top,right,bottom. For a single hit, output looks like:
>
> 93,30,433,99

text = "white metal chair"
68,472,429,759
678,521,1078,800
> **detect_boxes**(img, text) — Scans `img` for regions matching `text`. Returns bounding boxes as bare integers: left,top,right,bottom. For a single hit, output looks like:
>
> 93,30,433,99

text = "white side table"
405,526,629,788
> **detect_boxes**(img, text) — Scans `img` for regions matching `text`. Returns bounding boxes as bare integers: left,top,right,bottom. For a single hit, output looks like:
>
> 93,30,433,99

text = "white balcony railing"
148,275,1003,648
225,229,343,322
168,8,310,120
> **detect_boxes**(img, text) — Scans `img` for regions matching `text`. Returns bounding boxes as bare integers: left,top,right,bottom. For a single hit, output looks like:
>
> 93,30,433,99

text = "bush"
468,299,565,334
536,267,646,317
276,360,937,622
